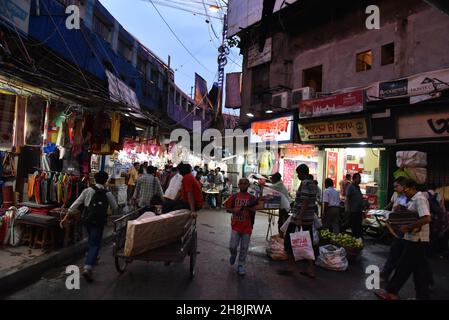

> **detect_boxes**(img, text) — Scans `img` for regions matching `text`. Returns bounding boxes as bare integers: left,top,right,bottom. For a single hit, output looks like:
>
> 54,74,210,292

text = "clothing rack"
33,167,82,177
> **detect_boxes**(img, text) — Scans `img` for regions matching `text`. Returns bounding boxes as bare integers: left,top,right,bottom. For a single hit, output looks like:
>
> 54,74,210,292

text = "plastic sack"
316,244,348,271
396,151,427,168
290,227,315,261
280,215,292,234
266,234,288,261
405,167,427,184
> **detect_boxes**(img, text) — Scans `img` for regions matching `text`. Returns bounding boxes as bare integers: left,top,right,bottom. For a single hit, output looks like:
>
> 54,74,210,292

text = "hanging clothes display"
25,96,45,146
0,92,16,149
72,117,84,157
258,150,274,176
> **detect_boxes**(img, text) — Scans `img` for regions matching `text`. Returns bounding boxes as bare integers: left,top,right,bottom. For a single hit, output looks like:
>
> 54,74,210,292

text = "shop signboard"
397,111,449,140
299,90,365,118
0,0,31,35
250,114,293,144
326,152,338,187
346,163,360,175
367,67,449,101
106,70,140,110
299,118,369,143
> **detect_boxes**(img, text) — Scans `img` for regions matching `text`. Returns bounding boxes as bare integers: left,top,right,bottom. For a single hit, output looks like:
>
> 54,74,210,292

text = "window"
182,97,187,111
176,91,181,106
356,50,372,72
303,65,323,93
151,69,159,84
381,43,395,66
93,15,112,43
137,56,146,76
118,38,132,62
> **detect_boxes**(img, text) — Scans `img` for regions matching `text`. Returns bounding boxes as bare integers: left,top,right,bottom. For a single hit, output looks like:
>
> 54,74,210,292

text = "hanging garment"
56,120,70,149
27,173,38,200
25,96,45,146
72,118,84,157
0,93,16,149
111,112,121,143
259,150,273,176
43,101,50,144
13,96,26,149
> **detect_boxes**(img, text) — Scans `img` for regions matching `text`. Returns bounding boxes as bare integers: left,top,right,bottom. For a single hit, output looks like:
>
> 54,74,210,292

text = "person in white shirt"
376,179,432,300
322,178,341,234
60,171,118,282
164,167,183,201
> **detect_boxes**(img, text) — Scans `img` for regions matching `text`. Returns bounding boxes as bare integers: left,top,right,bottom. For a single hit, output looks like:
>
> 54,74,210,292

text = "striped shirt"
291,179,318,226
404,191,430,242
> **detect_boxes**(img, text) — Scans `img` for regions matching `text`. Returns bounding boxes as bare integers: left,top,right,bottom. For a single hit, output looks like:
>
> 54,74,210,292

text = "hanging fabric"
13,96,26,149
43,101,50,144
111,112,121,143
0,93,16,149
25,96,45,146
72,117,84,157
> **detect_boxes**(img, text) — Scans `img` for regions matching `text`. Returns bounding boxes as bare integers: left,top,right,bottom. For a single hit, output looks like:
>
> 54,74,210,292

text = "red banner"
326,152,338,186
299,90,364,118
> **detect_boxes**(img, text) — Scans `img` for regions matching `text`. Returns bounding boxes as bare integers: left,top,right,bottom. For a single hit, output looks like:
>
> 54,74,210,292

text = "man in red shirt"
162,163,203,217
225,178,257,276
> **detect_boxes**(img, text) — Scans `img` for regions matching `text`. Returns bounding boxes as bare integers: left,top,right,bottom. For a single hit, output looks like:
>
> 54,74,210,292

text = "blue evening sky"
99,0,241,116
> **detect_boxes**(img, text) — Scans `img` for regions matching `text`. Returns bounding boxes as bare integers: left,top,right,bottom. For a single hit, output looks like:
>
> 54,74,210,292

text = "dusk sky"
99,0,242,116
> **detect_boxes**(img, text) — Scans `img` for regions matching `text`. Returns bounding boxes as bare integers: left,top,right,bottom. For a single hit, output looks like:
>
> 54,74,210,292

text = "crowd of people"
58,159,448,298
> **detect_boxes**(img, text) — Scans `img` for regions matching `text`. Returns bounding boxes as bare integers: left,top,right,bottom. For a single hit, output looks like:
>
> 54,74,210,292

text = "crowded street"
5,209,449,300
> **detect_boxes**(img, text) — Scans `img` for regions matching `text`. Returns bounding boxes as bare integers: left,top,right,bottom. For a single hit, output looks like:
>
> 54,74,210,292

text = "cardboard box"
124,209,192,257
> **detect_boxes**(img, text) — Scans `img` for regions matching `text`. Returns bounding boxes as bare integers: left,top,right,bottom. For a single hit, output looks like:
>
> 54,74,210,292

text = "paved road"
6,209,449,300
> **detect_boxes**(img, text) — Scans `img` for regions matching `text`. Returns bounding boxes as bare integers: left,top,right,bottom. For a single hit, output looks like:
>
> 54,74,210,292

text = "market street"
6,209,449,300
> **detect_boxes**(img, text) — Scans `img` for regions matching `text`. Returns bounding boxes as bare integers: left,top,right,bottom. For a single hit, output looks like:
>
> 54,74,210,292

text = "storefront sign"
282,144,317,159
106,70,140,110
299,90,364,118
0,0,31,35
398,111,449,140
367,67,449,101
250,114,293,144
326,152,338,186
346,163,360,174
299,118,368,142
247,38,272,68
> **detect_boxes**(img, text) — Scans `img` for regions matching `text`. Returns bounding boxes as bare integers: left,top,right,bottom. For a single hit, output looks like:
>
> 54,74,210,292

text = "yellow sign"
299,118,368,142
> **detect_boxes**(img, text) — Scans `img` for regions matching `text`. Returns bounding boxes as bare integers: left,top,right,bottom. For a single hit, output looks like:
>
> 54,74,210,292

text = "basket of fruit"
319,231,363,261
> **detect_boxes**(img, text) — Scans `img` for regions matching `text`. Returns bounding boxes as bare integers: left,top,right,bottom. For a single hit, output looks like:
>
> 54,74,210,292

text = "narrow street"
6,210,449,300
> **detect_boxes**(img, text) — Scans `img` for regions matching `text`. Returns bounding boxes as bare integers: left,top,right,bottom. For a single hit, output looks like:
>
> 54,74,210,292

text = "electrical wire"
139,0,222,21
146,0,215,75
41,0,92,90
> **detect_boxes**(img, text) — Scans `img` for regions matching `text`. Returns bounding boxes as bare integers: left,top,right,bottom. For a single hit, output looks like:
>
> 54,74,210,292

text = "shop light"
265,109,273,114
246,112,254,117
358,142,368,145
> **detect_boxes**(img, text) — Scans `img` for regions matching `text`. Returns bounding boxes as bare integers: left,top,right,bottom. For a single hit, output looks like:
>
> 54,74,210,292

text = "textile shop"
0,83,139,251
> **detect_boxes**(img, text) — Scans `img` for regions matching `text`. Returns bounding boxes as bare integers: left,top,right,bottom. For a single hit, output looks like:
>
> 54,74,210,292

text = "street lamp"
208,5,220,13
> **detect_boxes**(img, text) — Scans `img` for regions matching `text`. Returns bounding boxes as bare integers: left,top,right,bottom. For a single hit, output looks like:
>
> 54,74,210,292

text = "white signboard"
250,114,293,144
247,37,272,68
106,70,140,110
367,67,449,101
398,111,449,140
0,0,31,35
227,0,299,37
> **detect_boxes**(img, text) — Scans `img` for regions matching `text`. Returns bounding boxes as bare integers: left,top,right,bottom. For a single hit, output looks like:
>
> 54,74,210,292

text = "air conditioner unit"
291,87,315,105
271,92,291,109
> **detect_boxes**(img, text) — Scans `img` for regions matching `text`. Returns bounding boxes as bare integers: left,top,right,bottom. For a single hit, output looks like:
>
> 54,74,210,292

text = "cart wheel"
189,231,197,279
115,256,128,274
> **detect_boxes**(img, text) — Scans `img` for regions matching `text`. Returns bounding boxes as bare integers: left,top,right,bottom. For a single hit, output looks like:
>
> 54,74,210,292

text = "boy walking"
60,171,118,282
225,178,257,276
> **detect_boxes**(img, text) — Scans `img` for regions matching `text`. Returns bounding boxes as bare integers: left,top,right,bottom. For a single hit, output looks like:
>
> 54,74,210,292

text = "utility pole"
215,13,228,132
